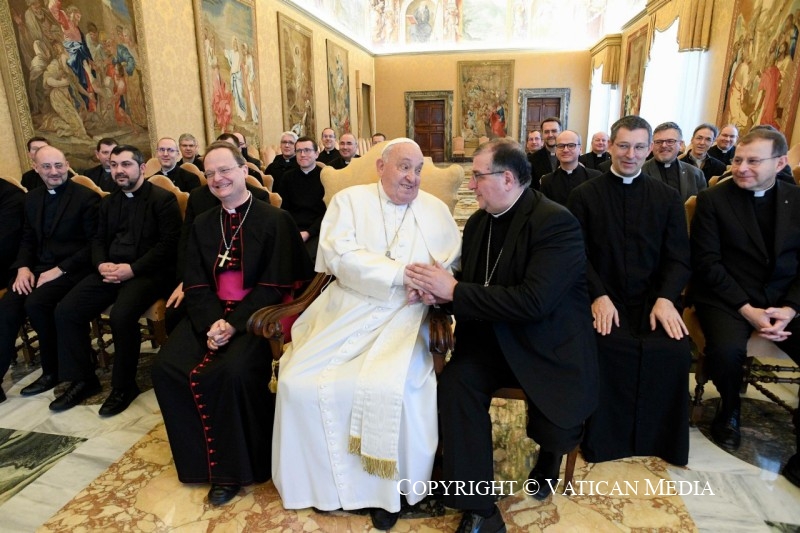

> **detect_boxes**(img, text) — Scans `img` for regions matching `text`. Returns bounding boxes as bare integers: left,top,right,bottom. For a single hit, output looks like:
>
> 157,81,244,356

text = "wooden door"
526,98,561,133
413,100,445,162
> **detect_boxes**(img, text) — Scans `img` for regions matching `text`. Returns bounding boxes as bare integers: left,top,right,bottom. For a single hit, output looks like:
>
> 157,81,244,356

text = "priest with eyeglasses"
152,142,313,506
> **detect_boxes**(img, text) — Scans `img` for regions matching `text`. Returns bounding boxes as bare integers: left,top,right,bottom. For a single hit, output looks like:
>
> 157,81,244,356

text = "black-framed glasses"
653,139,679,147
204,165,244,179
556,143,579,150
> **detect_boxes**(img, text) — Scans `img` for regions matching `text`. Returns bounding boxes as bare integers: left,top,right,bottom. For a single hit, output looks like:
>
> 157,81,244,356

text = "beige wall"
374,50,593,143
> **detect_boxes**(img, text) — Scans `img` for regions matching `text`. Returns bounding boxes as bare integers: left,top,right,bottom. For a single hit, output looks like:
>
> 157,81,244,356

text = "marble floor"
1,169,799,531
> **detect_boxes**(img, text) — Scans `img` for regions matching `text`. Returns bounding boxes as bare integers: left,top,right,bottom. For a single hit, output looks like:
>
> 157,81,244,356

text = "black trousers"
696,303,800,411
438,346,582,511
0,274,78,379
56,273,167,390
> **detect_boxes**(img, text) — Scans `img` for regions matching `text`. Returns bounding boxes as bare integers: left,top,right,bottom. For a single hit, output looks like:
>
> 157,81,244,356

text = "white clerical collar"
47,188,56,195
490,188,526,218
609,167,641,184
124,192,134,198
753,181,776,197
162,163,176,174
663,162,672,168
560,165,579,175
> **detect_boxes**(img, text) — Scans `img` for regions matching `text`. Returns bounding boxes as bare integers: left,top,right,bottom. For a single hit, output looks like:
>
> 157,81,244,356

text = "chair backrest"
71,175,108,197
452,136,465,153
246,161,264,178
684,195,696,235
148,174,189,219
260,145,277,167
793,166,800,186
262,173,274,191
244,174,282,208
787,142,800,169
319,141,464,214
478,136,490,146
0,175,27,193
181,162,207,187
143,157,161,178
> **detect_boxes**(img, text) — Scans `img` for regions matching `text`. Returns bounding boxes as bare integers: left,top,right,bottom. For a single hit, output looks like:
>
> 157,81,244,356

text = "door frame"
405,90,453,159
518,88,571,145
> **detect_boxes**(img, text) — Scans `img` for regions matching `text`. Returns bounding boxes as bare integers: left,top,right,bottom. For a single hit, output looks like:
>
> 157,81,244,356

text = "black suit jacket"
161,166,201,193
13,178,99,277
82,164,118,193
527,148,557,190
453,188,598,428
691,179,800,315
93,180,181,284
0,179,26,285
641,158,707,201
680,153,727,183
578,151,611,171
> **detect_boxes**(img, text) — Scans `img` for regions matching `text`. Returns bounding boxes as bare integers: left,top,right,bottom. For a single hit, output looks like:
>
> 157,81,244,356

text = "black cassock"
567,172,691,466
152,197,313,486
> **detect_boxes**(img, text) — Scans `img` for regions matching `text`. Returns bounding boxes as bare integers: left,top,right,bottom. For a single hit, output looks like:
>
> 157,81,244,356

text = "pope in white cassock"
272,138,461,530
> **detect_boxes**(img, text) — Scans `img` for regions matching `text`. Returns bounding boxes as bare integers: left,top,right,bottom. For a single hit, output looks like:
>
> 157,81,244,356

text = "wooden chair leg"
92,318,110,369
18,326,34,366
151,318,168,348
564,446,578,486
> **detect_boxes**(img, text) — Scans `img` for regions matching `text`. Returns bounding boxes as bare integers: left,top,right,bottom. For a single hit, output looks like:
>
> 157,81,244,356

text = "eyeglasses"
613,143,650,155
157,147,178,154
731,156,780,168
471,170,504,180
556,143,579,150
653,139,679,147
204,165,243,179
295,148,316,154
280,140,294,145
38,163,66,171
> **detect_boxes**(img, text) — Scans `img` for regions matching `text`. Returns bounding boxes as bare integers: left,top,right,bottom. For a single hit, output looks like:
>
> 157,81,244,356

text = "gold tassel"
348,435,362,455
268,360,279,394
361,455,398,480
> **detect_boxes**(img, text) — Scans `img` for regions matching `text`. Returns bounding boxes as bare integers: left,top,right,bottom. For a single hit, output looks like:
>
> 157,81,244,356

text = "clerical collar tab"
124,192,134,198
664,163,671,168
609,167,641,183
47,188,56,195
753,190,766,197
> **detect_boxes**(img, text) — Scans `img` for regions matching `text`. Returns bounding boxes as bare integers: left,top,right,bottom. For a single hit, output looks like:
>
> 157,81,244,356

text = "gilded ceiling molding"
590,35,622,85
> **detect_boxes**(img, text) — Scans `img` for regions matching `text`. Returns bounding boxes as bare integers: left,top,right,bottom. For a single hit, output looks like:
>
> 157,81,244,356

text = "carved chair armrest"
428,306,454,375
247,273,332,360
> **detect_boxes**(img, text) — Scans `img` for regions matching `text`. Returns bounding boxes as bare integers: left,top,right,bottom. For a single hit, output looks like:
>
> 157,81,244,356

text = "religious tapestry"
194,0,261,145
718,0,800,142
0,0,153,169
621,25,648,117
277,13,316,138
326,39,351,134
457,60,514,141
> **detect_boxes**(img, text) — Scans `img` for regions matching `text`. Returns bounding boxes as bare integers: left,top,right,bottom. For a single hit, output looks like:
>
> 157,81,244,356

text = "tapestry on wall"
718,0,800,142
621,25,648,117
326,39,351,135
194,0,261,146
0,0,154,170
457,60,513,141
277,13,315,138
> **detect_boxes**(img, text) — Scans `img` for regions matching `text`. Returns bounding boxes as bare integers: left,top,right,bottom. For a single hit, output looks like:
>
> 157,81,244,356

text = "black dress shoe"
50,379,102,412
456,507,506,533
208,484,240,505
711,407,741,451
783,454,800,488
98,386,141,417
527,450,563,500
369,508,400,530
21,373,59,396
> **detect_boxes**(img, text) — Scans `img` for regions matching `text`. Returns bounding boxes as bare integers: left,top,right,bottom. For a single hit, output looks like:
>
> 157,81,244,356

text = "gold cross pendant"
218,249,231,267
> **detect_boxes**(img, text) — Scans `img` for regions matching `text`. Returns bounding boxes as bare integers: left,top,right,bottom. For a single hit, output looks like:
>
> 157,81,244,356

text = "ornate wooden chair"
143,157,161,178
451,136,466,161
180,162,207,187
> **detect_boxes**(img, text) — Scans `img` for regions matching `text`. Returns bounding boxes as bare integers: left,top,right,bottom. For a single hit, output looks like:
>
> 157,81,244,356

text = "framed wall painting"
717,0,800,142
326,39,351,134
621,25,648,117
0,0,154,170
457,60,514,141
194,0,261,144
277,13,316,138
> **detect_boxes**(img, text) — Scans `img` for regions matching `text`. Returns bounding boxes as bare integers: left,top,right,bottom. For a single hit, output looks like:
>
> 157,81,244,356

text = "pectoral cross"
218,249,231,267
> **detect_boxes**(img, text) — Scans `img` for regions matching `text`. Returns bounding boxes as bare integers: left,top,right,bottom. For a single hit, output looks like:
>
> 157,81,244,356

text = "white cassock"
273,182,461,512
